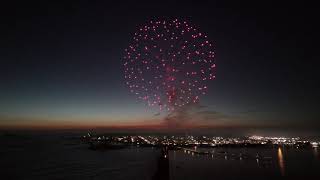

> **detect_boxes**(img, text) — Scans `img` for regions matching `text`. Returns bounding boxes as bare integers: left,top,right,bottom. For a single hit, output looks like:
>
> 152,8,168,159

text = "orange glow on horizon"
0,115,280,130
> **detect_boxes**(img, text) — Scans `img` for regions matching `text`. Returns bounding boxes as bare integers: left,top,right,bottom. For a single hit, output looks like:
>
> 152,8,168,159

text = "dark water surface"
1,133,320,179
169,147,320,179
0,133,159,180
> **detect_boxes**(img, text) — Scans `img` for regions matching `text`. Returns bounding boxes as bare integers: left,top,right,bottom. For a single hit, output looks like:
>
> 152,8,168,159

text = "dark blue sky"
0,1,319,133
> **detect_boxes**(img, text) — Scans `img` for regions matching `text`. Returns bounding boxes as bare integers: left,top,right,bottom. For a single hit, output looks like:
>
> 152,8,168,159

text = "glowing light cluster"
124,19,216,111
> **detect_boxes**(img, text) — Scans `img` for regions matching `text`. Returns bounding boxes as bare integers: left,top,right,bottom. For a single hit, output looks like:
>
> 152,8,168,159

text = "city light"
82,134,318,149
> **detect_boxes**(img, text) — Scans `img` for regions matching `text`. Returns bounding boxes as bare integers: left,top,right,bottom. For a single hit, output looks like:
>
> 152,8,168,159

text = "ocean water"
0,133,160,180
169,147,320,179
1,133,320,179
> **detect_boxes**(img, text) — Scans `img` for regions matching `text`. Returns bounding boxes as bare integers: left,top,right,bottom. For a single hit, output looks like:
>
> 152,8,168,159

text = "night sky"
1,1,319,134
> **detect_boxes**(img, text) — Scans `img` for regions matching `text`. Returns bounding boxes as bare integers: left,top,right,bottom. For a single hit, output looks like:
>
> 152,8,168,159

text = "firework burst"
124,18,216,112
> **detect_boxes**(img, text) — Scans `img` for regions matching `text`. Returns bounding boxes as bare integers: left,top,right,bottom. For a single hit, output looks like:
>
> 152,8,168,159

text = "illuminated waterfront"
83,133,319,149
1,132,320,179
82,133,320,178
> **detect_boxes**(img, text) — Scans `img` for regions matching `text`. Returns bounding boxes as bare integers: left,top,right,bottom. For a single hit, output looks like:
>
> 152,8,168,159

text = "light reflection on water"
314,147,318,158
277,147,285,176
177,146,320,178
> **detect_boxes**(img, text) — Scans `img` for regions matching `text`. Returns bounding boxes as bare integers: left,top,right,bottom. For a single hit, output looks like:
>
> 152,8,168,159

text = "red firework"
124,18,216,112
